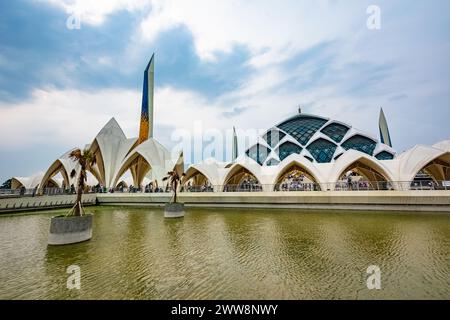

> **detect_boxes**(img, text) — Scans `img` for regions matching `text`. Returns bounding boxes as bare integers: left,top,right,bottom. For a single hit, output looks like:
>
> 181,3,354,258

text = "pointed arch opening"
40,160,71,193
89,139,106,186
114,152,151,190
223,165,262,192
11,178,25,190
182,167,214,192
337,159,393,191
411,153,450,190
115,180,129,192
274,162,321,191
112,170,140,193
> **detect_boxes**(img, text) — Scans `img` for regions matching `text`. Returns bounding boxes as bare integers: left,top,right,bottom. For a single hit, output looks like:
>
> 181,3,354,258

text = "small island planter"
48,214,93,245
164,203,185,218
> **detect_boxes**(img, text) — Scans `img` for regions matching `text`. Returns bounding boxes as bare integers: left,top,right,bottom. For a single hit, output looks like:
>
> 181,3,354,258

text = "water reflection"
0,207,448,299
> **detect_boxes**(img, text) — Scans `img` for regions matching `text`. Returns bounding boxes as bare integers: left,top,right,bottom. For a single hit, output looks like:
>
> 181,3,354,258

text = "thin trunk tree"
69,149,96,216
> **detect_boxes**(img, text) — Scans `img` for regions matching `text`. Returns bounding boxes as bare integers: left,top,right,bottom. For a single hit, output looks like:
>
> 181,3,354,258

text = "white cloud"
0,87,140,149
39,0,365,63
139,0,363,63
6,0,450,158
36,0,150,25
0,86,255,149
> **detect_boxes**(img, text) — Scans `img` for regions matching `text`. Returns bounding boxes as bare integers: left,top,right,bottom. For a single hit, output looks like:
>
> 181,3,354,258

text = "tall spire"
232,126,238,161
138,53,155,144
379,107,392,147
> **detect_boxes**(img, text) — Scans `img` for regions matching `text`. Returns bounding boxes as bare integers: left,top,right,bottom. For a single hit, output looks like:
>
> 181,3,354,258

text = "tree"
162,152,185,203
69,149,96,216
0,179,11,190
162,170,185,203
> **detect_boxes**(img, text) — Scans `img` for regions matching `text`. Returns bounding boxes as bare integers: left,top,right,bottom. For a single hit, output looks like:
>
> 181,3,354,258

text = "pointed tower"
232,126,238,161
379,108,392,147
134,54,155,188
138,53,155,144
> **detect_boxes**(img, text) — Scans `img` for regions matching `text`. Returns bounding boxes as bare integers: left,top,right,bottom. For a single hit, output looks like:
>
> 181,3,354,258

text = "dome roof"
245,113,396,165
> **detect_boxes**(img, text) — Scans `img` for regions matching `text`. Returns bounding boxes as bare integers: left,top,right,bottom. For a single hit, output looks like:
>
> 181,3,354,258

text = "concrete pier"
0,194,96,214
1,191,450,213
96,191,450,212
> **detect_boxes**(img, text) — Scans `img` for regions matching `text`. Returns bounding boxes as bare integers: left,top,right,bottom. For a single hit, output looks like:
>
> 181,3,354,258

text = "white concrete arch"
89,118,138,188
39,149,79,191
11,178,26,190
116,180,129,189
113,138,174,187
40,159,72,190
396,145,447,182
221,159,265,191
273,154,324,187
11,173,44,189
328,150,396,189
399,148,450,183
182,165,217,187
433,140,450,152
113,151,150,188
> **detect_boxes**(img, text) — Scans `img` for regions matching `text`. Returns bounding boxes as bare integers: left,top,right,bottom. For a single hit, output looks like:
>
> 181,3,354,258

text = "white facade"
12,173,50,189
182,143,450,191
32,118,175,191
180,113,449,192
11,114,450,192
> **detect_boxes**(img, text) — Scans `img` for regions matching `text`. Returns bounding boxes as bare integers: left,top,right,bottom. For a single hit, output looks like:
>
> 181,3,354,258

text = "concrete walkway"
2,191,450,214
0,194,97,214
96,191,450,212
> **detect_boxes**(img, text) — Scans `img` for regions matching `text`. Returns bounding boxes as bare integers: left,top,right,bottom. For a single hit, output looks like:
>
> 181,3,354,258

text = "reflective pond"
0,207,449,299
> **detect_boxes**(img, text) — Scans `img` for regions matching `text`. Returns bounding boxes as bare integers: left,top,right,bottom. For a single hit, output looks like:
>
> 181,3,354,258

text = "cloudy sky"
0,0,449,182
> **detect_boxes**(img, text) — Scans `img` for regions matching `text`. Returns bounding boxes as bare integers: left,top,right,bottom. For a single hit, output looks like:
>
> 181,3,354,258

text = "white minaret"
232,126,238,161
379,107,392,147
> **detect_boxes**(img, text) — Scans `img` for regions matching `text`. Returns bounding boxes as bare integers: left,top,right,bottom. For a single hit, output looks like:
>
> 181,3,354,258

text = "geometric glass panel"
277,116,328,146
321,123,350,143
306,138,337,163
277,141,302,161
375,151,394,160
341,135,377,156
263,129,286,148
246,143,270,165
266,158,280,166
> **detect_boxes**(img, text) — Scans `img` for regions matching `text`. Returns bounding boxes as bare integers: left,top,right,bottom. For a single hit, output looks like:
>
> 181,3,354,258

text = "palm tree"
162,152,185,203
162,170,185,203
69,148,96,216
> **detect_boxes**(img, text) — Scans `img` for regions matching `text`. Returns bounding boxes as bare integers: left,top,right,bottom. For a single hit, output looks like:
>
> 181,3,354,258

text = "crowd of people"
223,178,262,192
18,170,430,197
277,172,316,192
182,181,214,193
335,172,391,191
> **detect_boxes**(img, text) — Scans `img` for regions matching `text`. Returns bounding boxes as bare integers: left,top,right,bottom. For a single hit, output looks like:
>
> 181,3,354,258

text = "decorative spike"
232,126,238,161
379,107,392,147
138,53,155,144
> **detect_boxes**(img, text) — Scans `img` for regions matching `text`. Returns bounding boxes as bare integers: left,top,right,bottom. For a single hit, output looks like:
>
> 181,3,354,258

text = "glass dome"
245,114,396,165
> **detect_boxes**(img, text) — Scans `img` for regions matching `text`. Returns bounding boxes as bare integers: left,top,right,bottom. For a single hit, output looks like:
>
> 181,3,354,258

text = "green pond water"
0,206,449,300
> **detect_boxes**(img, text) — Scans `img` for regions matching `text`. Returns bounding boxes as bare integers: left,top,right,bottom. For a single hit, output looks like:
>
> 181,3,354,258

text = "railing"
112,187,169,194
0,188,40,197
180,186,215,193
1,181,449,198
180,180,450,193
0,187,96,198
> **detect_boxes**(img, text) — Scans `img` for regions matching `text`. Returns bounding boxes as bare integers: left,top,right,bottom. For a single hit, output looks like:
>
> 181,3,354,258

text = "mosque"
10,55,450,194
